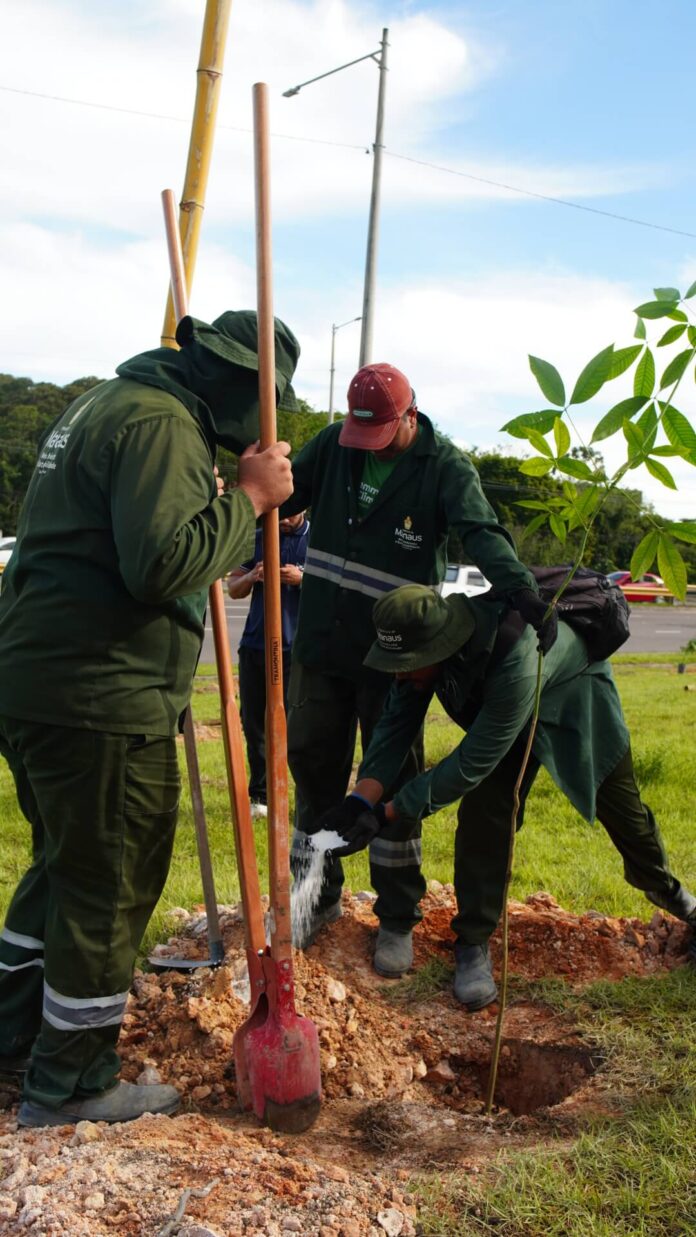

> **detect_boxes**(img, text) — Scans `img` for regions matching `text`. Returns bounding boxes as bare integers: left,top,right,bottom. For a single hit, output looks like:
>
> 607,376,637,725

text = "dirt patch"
0,889,691,1235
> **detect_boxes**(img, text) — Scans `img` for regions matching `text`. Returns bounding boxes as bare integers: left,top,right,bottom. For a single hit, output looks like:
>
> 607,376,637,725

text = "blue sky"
0,0,694,518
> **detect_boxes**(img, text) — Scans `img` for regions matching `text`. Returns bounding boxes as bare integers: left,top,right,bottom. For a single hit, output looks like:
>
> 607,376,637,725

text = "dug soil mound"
0,888,690,1236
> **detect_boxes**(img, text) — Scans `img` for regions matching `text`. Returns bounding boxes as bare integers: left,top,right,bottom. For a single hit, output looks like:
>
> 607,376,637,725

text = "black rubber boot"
453,941,498,1011
18,1080,181,1128
646,882,696,922
374,928,413,978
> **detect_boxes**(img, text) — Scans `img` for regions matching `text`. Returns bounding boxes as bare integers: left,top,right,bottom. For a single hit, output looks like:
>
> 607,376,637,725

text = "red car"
607,570,671,603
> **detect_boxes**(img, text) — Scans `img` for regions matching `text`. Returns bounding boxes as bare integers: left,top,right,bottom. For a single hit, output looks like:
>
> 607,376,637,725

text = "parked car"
0,538,16,593
606,570,671,603
440,563,491,599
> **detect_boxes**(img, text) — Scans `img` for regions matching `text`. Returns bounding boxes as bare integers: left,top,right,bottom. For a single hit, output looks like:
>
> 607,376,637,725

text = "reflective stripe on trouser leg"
0,721,180,1109
0,720,50,1055
369,831,427,934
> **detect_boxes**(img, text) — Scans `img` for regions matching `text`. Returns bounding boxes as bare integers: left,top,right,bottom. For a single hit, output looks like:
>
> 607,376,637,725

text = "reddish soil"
0,888,690,1236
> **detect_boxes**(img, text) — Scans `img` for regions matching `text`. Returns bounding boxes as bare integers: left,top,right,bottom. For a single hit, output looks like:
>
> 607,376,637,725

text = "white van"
440,564,490,599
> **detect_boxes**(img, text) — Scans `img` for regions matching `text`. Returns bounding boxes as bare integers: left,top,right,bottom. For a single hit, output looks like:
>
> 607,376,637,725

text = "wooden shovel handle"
161,187,266,955
253,84,292,962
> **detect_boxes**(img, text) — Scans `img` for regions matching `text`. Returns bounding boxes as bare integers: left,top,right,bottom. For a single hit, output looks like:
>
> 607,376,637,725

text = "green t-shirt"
357,428,422,519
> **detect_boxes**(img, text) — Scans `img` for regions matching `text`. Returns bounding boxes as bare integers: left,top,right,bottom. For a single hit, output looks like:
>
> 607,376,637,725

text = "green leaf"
633,348,655,398
653,287,680,302
634,317,647,340
575,486,602,519
607,344,642,379
689,326,696,347
515,499,551,511
685,279,696,300
519,427,554,457
561,482,577,500
556,456,593,479
630,530,659,580
637,404,658,451
657,324,687,347
569,345,615,405
662,406,696,453
528,356,565,407
657,533,687,600
651,445,682,456
519,456,554,476
668,309,688,322
634,300,679,319
500,410,559,438
659,348,693,390
549,514,567,543
644,457,677,489
623,418,645,464
668,522,696,545
519,513,547,541
553,416,571,456
591,395,647,443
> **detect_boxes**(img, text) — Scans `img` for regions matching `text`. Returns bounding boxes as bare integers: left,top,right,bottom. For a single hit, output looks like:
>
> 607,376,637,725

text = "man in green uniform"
283,362,555,975
0,311,299,1126
310,585,696,1008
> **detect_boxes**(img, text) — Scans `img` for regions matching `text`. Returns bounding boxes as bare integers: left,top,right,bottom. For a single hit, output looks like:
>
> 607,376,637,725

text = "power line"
2,83,695,240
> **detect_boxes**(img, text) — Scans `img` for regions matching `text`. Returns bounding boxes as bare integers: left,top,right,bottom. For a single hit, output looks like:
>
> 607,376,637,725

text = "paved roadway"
200,594,696,663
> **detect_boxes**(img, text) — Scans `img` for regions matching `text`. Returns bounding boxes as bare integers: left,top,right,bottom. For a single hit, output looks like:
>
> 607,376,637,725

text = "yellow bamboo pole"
160,0,234,346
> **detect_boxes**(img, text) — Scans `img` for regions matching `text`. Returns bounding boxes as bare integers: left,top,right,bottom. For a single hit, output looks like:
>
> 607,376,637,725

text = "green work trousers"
452,740,680,943
0,716,179,1108
287,662,426,933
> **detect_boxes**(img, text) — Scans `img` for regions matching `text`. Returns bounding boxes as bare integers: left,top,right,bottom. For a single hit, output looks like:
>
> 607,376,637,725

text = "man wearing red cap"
283,362,553,976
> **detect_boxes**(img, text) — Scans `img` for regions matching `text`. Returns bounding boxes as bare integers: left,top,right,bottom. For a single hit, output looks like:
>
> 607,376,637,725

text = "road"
200,594,696,663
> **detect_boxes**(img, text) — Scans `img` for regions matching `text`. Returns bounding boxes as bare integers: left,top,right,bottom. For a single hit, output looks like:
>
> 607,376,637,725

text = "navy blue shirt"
238,520,309,652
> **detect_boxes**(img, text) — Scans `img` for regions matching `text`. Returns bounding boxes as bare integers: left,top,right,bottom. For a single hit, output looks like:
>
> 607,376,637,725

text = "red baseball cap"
339,363,414,449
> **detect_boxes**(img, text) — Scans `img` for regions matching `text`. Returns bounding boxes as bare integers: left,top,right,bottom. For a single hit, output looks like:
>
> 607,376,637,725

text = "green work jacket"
283,414,536,680
0,377,256,735
359,615,630,823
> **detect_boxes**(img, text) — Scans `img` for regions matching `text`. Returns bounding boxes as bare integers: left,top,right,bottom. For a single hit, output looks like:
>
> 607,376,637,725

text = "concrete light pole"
328,316,361,423
283,29,389,369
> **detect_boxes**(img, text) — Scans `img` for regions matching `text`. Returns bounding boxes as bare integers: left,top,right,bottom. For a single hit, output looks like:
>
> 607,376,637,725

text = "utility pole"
359,27,388,368
328,316,361,422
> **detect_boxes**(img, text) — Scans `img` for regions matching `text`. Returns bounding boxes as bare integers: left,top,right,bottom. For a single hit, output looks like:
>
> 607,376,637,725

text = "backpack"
531,565,631,662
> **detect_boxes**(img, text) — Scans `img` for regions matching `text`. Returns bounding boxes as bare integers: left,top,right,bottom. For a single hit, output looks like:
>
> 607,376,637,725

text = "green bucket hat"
364,585,476,673
176,310,300,412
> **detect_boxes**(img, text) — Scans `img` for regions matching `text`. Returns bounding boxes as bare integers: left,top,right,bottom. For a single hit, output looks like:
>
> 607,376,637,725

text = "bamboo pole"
160,0,234,345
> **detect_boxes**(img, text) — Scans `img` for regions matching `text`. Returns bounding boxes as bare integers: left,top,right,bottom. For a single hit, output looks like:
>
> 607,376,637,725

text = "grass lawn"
1,661,694,1235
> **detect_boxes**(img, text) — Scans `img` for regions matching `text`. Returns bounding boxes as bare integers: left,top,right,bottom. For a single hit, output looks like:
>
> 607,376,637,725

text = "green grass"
1,665,694,954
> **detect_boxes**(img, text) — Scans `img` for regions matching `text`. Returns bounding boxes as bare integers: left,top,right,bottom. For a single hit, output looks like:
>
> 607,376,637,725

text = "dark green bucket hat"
364,584,476,673
176,310,300,412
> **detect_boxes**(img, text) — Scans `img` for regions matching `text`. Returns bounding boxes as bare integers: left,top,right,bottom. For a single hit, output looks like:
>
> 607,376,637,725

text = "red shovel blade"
245,952,321,1134
233,949,268,1112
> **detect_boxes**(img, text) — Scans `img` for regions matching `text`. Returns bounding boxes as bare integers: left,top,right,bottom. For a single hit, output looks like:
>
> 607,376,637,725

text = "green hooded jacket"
0,312,300,734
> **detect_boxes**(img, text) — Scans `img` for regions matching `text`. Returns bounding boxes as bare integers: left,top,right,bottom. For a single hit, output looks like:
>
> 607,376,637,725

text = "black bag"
531,565,630,662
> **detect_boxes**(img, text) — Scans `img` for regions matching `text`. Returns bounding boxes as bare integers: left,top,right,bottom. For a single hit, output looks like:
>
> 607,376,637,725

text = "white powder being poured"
291,829,347,947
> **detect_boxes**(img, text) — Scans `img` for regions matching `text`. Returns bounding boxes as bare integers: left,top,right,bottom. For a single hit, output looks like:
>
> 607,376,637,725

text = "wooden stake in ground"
160,0,233,347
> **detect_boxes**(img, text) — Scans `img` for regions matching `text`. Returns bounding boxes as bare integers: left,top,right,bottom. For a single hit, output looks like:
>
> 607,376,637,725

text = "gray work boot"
374,927,413,978
18,1080,181,1128
646,883,696,923
453,941,498,1011
293,900,342,950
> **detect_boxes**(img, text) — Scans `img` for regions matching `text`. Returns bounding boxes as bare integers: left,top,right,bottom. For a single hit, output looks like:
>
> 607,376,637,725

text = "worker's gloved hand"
307,794,385,857
512,588,558,655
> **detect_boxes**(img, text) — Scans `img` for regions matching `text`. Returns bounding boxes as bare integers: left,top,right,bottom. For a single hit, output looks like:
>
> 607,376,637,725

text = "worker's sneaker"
293,900,342,950
453,942,498,1011
250,802,268,819
18,1080,181,1128
374,927,413,978
646,883,696,923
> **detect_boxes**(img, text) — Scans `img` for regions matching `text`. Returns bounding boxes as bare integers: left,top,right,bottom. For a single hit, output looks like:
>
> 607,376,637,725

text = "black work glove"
307,794,385,858
512,588,558,655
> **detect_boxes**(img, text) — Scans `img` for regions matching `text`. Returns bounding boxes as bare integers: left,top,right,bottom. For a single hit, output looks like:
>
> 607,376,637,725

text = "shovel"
240,83,322,1134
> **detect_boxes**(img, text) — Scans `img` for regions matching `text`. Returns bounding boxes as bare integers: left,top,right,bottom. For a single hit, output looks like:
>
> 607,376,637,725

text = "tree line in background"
1,371,693,580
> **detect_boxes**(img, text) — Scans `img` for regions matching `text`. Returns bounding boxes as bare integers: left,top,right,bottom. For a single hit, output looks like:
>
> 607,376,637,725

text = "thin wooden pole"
161,0,234,345
252,83,292,962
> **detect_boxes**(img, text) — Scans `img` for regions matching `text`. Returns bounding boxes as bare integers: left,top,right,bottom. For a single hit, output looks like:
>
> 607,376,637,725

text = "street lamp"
328,316,361,423
282,28,389,368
